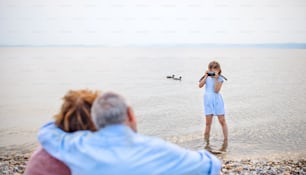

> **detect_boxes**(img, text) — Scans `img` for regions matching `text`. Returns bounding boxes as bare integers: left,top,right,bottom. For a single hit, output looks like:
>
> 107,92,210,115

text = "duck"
173,76,182,81
166,74,175,79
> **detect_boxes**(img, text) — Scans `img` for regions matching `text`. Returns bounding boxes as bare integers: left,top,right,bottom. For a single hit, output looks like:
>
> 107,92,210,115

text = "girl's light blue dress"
204,76,225,116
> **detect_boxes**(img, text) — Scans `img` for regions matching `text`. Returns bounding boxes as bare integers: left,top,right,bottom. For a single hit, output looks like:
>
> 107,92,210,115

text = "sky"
0,0,306,46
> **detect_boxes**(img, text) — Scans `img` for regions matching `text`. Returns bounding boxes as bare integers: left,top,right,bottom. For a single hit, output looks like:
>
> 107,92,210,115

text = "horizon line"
1,43,306,49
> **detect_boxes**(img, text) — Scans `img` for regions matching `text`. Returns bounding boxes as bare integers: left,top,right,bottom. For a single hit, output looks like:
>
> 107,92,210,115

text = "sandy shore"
1,144,305,175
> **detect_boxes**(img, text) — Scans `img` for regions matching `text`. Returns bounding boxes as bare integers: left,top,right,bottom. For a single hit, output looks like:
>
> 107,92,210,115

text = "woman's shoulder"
24,147,71,175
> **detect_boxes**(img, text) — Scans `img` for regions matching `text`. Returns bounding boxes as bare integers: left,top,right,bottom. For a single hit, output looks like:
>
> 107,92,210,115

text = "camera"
207,72,215,76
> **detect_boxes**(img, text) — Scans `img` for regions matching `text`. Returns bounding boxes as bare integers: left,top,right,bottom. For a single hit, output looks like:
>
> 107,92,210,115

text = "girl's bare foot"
219,140,228,152
204,135,210,145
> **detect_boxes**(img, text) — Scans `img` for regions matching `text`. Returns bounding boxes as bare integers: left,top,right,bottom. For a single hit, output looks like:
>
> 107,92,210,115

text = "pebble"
221,159,306,175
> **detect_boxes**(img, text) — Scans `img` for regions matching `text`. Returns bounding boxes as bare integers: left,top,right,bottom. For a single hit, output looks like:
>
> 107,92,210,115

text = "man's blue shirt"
38,122,221,175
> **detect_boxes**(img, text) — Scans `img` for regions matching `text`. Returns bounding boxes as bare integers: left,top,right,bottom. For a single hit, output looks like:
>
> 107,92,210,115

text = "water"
0,47,306,159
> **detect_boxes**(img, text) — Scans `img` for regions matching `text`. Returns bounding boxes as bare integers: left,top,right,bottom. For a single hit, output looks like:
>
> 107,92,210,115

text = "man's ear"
127,107,135,122
127,107,137,132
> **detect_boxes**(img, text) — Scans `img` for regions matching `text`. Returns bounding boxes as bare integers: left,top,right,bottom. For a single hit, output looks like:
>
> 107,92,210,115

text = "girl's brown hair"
54,89,100,132
208,61,222,75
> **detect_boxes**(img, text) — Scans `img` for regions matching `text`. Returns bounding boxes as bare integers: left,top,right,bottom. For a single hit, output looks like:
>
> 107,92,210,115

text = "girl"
198,61,228,149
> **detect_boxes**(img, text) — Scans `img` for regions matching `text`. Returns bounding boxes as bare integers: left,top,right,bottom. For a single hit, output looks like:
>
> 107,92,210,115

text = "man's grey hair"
91,92,128,129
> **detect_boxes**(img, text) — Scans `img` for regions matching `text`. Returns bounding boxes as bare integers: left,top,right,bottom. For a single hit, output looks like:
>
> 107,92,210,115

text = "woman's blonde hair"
54,89,100,132
208,60,222,75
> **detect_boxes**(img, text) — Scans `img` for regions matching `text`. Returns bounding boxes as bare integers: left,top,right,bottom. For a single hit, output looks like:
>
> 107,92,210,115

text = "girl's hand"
204,70,209,76
214,71,219,79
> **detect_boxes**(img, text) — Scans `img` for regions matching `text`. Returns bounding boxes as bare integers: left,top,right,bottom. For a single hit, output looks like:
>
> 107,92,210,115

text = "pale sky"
0,0,306,46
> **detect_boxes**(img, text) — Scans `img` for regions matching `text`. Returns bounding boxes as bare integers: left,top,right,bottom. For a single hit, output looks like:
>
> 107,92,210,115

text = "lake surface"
0,47,306,159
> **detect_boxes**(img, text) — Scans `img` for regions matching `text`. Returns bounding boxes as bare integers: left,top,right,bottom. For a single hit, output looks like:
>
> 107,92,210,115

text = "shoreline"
1,144,305,174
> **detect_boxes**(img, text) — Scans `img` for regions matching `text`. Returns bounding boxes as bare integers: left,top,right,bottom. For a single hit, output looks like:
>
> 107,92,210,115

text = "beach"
1,144,305,174
1,47,306,174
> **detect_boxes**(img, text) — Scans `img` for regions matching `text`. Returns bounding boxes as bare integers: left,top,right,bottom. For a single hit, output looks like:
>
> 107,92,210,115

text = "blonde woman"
25,89,99,175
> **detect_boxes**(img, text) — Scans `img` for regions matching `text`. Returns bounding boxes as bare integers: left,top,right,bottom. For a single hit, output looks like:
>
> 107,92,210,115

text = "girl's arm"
199,71,208,88
214,76,223,93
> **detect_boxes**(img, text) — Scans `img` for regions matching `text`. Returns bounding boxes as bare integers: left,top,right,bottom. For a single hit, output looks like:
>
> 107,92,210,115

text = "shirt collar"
96,124,135,137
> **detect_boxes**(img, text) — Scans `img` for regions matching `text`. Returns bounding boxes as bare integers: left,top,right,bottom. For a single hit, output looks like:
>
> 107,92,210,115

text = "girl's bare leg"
217,115,228,142
204,115,213,144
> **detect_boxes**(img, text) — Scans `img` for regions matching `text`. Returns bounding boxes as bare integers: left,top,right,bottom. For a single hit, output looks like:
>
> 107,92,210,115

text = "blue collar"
96,124,135,137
